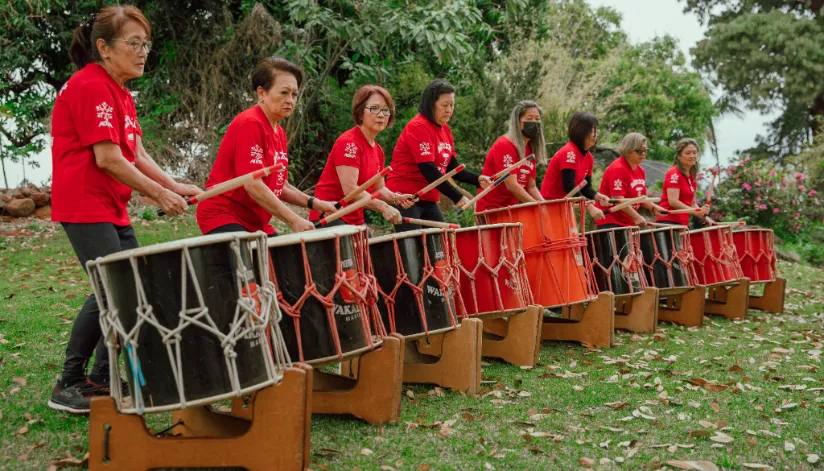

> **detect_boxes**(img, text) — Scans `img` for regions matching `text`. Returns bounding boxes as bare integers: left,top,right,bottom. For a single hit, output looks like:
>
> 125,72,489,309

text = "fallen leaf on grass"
12,377,27,387
578,457,595,466
784,441,795,452
742,464,772,470
666,460,719,471
605,401,628,409
360,448,374,456
808,454,820,464
709,432,734,444
17,426,28,435
45,453,89,470
699,420,717,429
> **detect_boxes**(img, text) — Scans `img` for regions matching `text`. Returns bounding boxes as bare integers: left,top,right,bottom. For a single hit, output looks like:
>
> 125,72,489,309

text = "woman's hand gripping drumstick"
334,166,392,210
313,191,381,228
456,172,513,215
402,218,460,229
157,163,283,216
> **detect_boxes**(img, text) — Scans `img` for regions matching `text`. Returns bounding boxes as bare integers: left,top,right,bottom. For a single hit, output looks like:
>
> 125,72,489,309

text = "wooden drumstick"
456,172,512,215
448,177,474,199
492,154,536,179
158,163,284,216
609,196,661,204
335,166,392,209
565,179,588,198
608,196,647,213
666,208,698,215
406,164,466,203
402,218,460,229
314,191,381,228
710,220,745,227
706,168,719,205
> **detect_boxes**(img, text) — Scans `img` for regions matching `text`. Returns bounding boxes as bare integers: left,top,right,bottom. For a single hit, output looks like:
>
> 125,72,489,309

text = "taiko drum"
689,225,744,286
732,227,777,283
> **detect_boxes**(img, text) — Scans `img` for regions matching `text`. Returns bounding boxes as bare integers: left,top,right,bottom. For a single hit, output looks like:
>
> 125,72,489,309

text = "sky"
2,0,779,187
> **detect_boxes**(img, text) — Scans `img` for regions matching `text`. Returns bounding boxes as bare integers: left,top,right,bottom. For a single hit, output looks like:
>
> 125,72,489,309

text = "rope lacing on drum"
587,228,647,294
452,225,533,315
371,231,459,338
89,233,284,415
737,231,777,281
268,231,378,363
692,228,744,284
641,228,696,288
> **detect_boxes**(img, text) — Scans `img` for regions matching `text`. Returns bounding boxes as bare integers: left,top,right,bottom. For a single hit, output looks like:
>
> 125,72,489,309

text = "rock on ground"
7,198,36,217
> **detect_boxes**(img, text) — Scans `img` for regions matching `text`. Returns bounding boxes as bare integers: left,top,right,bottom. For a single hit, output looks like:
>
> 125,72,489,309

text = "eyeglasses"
636,148,648,155
366,105,392,116
114,39,152,54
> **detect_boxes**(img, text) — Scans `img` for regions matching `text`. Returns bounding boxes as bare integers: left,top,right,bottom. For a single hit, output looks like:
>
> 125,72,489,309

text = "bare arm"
93,141,187,215
526,178,544,201
502,175,537,203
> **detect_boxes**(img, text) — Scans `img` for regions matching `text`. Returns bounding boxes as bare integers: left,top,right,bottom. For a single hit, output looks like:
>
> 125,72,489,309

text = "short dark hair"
418,79,455,124
352,85,396,127
567,112,599,151
69,5,152,69
251,57,303,92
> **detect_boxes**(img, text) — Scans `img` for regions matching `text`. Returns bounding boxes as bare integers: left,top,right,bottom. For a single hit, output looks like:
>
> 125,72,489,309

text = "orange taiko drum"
452,223,533,316
732,227,777,283
689,225,744,286
475,199,597,309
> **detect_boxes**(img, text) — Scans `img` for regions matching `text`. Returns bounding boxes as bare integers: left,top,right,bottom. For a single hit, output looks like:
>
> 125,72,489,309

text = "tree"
682,0,824,159
600,36,717,162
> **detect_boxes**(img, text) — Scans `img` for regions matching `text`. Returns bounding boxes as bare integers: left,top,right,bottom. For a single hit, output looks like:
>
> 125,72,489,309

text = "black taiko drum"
586,226,645,296
368,228,458,340
262,225,380,365
638,226,696,296
88,231,283,415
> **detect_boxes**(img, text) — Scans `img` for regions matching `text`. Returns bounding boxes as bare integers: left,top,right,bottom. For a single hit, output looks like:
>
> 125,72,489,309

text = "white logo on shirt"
124,116,136,130
566,151,576,164
670,173,679,184
437,142,452,153
96,102,113,128
613,179,623,191
275,150,287,162
250,145,264,165
419,142,431,156
344,142,357,159
503,154,514,166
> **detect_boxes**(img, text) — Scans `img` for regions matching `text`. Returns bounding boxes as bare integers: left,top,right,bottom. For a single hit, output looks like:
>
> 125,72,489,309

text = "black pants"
60,223,139,386
654,220,682,226
394,201,444,233
597,223,624,230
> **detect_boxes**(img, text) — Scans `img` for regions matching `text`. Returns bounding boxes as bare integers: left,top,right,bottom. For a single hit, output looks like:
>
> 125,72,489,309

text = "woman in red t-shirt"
475,100,546,212
48,6,202,414
657,138,712,227
593,133,667,229
196,58,337,236
540,112,609,221
385,79,491,232
310,85,414,226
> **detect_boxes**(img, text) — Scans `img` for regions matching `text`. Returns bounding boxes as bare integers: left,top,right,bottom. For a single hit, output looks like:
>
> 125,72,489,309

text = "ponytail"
69,15,96,69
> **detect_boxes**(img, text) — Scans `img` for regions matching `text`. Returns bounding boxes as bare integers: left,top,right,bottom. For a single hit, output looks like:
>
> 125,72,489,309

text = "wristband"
307,196,315,210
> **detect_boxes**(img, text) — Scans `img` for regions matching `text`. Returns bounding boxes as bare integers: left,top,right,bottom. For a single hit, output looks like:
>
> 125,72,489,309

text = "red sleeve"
559,148,578,171
331,136,362,170
233,121,268,176
71,83,122,147
406,121,436,164
488,141,512,173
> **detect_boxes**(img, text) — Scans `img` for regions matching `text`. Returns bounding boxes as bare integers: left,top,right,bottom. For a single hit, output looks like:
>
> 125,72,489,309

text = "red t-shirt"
51,64,142,225
196,106,289,235
475,136,535,212
595,156,647,227
540,141,593,200
386,114,454,202
657,166,696,226
310,126,385,224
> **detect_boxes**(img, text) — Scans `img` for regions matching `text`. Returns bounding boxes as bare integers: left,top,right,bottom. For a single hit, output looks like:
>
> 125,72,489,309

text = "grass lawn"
0,215,822,470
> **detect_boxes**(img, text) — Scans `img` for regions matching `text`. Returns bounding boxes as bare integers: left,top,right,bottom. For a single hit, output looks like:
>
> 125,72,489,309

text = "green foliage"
684,0,824,158
601,36,717,161
711,157,824,242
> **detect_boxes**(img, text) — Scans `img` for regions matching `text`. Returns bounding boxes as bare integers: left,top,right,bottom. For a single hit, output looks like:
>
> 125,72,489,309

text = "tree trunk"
0,155,7,188
810,93,824,139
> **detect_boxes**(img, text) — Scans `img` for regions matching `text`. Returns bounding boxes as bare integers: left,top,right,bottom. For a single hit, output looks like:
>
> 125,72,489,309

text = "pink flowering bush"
711,157,824,239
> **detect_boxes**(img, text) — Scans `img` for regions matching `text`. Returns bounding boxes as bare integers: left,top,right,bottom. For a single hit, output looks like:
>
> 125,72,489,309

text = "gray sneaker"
47,381,106,414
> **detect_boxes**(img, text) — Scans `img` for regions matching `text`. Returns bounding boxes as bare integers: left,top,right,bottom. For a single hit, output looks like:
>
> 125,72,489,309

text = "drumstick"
608,196,647,213
710,220,745,227
158,163,284,216
492,154,536,179
565,179,588,198
608,196,661,204
402,218,460,229
407,164,466,203
448,177,474,199
314,191,381,228
666,208,698,215
456,172,512,215
335,166,392,209
706,168,719,205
